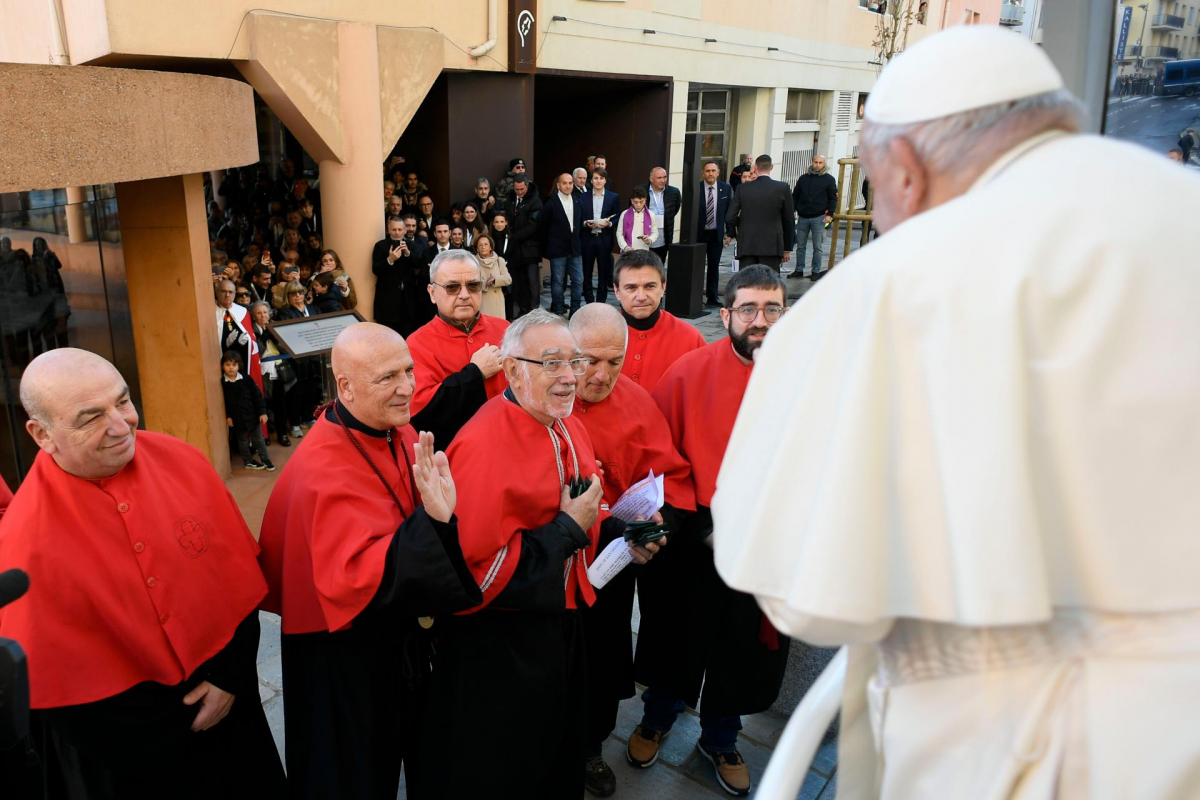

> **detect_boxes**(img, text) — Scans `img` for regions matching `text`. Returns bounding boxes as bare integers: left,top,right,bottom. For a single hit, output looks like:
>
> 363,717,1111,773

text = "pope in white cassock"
713,25,1200,800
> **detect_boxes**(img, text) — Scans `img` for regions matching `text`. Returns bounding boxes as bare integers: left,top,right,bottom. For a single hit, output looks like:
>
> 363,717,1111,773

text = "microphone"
0,569,29,610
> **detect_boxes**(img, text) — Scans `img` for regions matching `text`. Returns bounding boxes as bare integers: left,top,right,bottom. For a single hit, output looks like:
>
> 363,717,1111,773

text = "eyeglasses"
511,356,589,376
431,280,483,295
729,304,785,323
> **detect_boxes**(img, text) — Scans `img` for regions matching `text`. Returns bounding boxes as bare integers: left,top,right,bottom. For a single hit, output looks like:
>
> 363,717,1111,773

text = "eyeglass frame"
509,356,589,376
430,280,484,295
727,303,785,323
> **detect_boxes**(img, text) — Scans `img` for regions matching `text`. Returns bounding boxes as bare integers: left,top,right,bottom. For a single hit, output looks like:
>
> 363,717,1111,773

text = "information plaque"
267,310,366,358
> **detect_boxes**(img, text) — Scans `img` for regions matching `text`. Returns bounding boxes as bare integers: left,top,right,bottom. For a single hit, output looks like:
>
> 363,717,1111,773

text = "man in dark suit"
372,216,427,337
581,168,620,304
694,161,734,306
572,168,590,201
642,167,681,266
505,176,544,317
725,154,795,272
537,173,585,316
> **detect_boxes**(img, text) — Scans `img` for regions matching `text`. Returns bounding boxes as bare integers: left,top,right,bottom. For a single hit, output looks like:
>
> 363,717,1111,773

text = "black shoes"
277,435,291,447
583,755,616,797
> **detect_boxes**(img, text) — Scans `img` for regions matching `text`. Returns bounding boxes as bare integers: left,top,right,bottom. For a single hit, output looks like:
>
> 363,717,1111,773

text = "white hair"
500,308,570,360
573,168,587,177
429,249,482,284
859,89,1083,175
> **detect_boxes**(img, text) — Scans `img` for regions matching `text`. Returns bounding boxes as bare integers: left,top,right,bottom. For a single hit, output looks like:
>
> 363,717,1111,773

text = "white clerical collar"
969,130,1071,192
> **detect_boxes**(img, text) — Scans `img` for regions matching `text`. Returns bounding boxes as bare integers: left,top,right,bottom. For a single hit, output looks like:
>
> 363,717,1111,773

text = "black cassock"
30,613,285,800
280,511,480,799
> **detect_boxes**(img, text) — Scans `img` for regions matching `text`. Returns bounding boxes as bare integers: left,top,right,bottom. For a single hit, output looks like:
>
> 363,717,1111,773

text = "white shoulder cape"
713,133,1200,634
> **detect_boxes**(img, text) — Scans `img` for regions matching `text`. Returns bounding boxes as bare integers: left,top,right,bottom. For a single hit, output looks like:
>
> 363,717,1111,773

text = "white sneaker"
290,426,303,438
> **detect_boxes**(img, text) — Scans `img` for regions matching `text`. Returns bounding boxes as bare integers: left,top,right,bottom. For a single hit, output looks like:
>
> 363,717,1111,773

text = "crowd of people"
0,236,70,371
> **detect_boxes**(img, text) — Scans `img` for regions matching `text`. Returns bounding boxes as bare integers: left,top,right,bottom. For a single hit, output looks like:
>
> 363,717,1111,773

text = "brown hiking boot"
697,739,751,796
625,724,669,768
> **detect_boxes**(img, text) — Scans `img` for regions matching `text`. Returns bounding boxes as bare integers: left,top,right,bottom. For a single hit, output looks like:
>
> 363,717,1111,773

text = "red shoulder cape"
576,375,696,559
652,339,753,507
258,416,419,634
447,394,599,611
0,433,266,708
622,311,707,393
407,314,510,415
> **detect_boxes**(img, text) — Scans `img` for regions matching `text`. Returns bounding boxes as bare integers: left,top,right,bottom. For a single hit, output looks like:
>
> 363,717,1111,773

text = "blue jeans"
549,254,583,315
639,687,742,754
794,215,826,274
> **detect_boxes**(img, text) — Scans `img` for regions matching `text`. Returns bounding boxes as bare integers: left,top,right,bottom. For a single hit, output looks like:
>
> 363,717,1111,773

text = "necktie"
706,185,716,229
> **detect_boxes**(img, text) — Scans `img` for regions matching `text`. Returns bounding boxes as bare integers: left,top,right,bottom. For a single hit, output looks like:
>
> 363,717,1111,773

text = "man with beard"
613,250,705,393
373,217,426,337
568,303,688,797
627,265,790,798
422,309,624,799
790,154,837,280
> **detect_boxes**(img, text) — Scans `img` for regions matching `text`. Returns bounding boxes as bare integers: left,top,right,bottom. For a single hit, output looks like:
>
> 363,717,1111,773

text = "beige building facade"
0,0,1001,479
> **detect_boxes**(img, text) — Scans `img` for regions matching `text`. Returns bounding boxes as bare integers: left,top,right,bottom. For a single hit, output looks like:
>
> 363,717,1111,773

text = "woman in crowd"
488,210,515,319
461,204,487,250
448,203,464,228
473,234,511,319
313,249,357,310
276,280,320,428
249,300,294,446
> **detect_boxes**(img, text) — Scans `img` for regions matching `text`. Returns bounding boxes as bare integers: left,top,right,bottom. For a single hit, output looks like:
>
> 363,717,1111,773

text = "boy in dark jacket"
222,351,275,471
309,272,344,314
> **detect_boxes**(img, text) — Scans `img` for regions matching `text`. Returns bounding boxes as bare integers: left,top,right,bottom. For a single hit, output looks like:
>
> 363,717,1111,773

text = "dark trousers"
235,426,271,466
650,244,669,267
699,228,723,303
738,254,782,272
581,237,614,304
264,378,293,440
511,260,541,317
639,687,742,754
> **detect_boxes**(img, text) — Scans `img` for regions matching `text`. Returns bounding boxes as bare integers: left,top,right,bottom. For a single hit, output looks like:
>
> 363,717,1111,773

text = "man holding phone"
372,217,426,336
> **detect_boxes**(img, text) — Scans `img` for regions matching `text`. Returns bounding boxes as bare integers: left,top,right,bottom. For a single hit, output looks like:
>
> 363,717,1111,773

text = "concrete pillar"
767,87,789,166
317,22,383,321
668,80,689,244
64,185,88,244
114,173,230,477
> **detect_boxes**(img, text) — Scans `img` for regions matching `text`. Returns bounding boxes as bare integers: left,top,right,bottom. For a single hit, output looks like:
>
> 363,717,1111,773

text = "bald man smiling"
258,322,480,799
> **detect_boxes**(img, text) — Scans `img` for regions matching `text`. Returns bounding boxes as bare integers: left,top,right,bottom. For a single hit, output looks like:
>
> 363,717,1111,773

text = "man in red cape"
421,309,629,799
216,278,266,436
405,250,508,443
0,349,283,798
628,266,792,797
258,323,480,799
568,302,691,797
613,250,706,393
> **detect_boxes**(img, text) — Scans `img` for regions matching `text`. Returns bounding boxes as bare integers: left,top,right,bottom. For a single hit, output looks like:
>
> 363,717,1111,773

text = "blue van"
1162,59,1200,97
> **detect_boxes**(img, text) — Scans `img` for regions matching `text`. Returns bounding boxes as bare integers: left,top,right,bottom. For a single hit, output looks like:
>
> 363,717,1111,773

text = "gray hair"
248,300,271,316
573,168,587,178
859,88,1083,175
476,177,490,187
500,308,570,359
429,249,483,283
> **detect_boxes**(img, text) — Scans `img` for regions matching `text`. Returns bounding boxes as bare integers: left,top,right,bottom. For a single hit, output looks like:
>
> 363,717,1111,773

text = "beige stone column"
115,173,230,476
64,185,88,244
317,22,383,321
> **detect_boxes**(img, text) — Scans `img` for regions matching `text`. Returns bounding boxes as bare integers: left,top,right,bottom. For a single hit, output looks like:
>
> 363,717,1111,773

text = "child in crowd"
221,351,275,471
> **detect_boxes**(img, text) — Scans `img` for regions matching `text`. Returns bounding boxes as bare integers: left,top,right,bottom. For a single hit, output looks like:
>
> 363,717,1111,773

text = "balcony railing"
1000,3,1025,26
1151,13,1185,30
1143,45,1180,60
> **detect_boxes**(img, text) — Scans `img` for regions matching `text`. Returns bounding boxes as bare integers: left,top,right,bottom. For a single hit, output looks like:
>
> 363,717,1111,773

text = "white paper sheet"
610,471,664,523
586,537,634,589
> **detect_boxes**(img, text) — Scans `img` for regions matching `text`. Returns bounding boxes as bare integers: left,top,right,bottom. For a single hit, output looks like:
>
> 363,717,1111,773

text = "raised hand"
413,431,455,523
559,474,602,532
469,343,503,379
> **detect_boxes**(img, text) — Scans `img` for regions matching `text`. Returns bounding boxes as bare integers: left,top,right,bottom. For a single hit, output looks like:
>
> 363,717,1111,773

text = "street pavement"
1106,92,1200,160
241,231,867,798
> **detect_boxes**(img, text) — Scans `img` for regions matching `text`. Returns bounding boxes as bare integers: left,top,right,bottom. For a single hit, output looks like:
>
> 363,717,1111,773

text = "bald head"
556,173,574,195
21,349,138,479
570,304,628,404
331,323,417,431
568,302,626,344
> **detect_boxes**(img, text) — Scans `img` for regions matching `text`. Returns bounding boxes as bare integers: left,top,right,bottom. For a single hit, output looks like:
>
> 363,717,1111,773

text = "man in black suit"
505,176,544,317
694,161,734,306
642,167,681,267
416,193,436,237
372,216,427,337
572,168,590,200
537,173,585,316
581,168,620,304
725,154,795,272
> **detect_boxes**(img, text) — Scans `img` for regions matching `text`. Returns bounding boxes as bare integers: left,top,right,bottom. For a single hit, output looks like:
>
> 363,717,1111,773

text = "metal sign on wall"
1115,6,1132,63
509,0,537,73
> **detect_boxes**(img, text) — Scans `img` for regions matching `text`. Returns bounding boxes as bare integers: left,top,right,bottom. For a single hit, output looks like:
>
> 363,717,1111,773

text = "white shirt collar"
223,373,242,383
